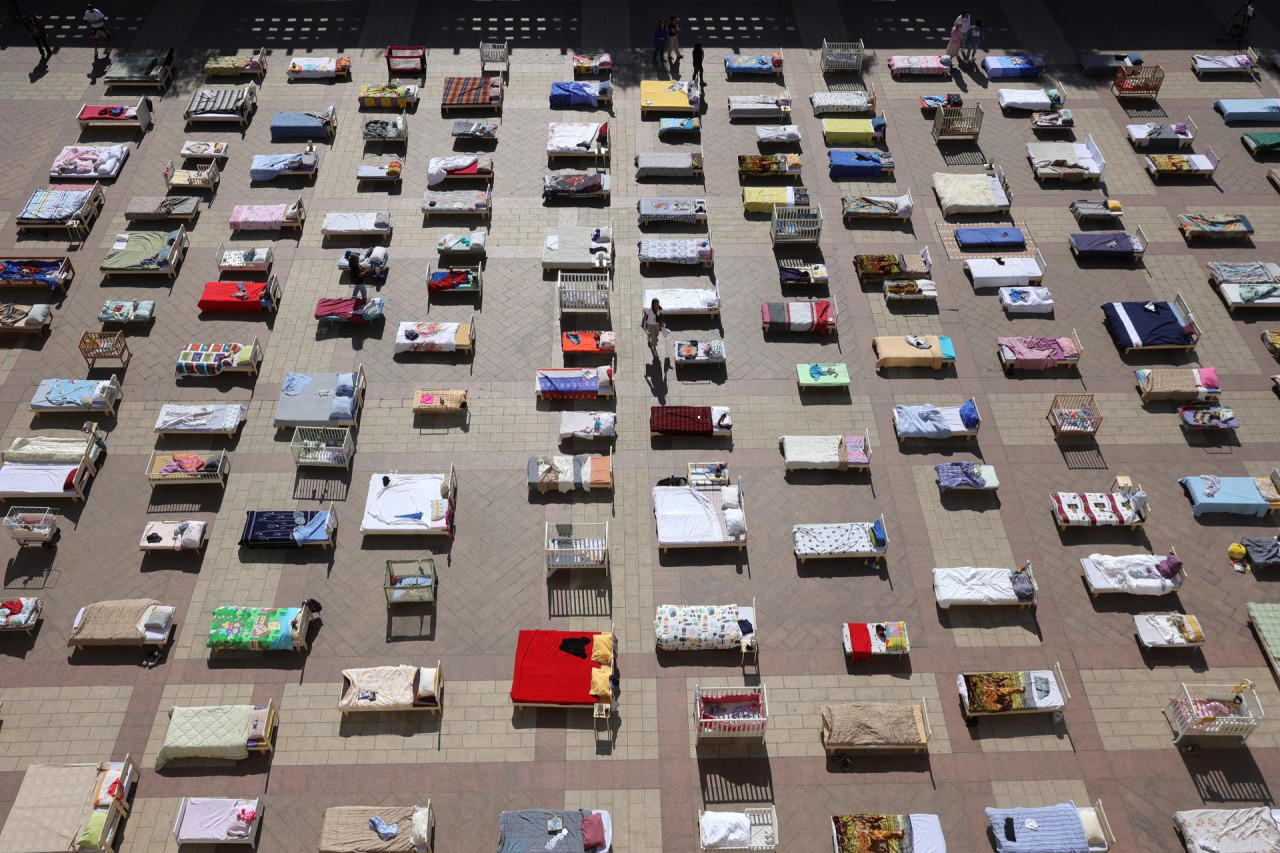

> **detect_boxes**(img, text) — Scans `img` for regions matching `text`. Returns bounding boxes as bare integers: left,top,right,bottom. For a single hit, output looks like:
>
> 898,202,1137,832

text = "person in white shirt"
642,298,665,353
84,4,110,56
953,10,971,35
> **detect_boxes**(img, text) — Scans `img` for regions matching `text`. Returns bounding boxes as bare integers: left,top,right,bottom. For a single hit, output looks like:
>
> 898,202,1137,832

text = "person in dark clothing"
652,20,667,64
345,251,367,299
26,13,51,59
692,43,704,85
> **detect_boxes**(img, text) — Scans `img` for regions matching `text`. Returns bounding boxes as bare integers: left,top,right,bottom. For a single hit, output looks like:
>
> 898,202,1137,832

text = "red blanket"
509,629,602,705
846,622,871,663
314,298,374,323
650,405,713,435
198,281,269,313
813,300,834,333
77,104,134,121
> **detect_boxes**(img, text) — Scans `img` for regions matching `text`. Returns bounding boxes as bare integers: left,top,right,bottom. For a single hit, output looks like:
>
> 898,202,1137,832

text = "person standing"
84,3,110,57
953,10,972,38
27,13,52,59
962,18,983,62
666,15,683,64
642,298,665,353
944,20,964,60
691,43,704,85
652,19,667,65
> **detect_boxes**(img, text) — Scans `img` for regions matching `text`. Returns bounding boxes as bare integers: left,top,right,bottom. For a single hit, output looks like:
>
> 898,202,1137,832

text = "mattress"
956,227,1024,248
727,93,788,117
548,122,603,153
640,79,698,109
154,404,245,433
810,91,872,114
155,705,254,768
185,86,250,118
29,378,116,411
1180,475,1270,517
287,56,342,77
361,473,450,533
0,461,79,494
1214,98,1280,121
50,144,128,179
933,567,1021,607
422,190,489,214
544,227,612,267
932,172,1009,215
270,108,333,140
888,55,950,74
982,55,1044,77
998,88,1053,110
822,118,882,143
322,212,390,233
1000,286,1053,313
874,335,954,369
510,629,603,705
793,522,880,556
842,193,911,218
756,124,801,142
17,187,93,223
1081,555,1179,594
653,485,733,544
250,151,318,180
175,798,260,843
967,257,1041,287
1072,232,1141,255
273,372,360,428
636,152,702,177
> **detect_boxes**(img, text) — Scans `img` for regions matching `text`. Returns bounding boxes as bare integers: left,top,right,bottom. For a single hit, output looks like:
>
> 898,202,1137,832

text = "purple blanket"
936,462,986,489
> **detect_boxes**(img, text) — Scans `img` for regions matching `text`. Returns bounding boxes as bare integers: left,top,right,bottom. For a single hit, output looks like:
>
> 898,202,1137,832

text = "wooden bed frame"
16,182,105,240
725,48,784,77
960,661,1069,721
794,513,886,563
0,424,104,503
31,375,121,416
176,335,263,378
77,97,152,130
339,662,442,716
998,328,1082,373
361,464,456,536
893,398,979,442
821,700,931,753
146,449,230,488
1112,64,1165,98
1082,548,1185,597
938,562,1037,608
932,104,984,143
70,603,176,649
164,159,220,191
321,212,392,241
100,225,189,280
0,255,74,294
1116,292,1199,353
657,476,746,552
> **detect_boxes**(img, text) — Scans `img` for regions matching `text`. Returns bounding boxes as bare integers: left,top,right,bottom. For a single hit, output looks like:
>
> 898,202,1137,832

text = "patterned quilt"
654,604,742,650
964,671,1031,713
176,342,249,376
832,814,911,853
207,606,300,651
1148,154,1195,172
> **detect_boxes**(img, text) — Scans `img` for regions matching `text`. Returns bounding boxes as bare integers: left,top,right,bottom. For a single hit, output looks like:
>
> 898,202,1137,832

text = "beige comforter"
68,598,155,646
320,807,418,853
822,702,926,746
3,434,94,464
0,763,100,853
1139,368,1204,401
874,335,945,369
338,665,417,711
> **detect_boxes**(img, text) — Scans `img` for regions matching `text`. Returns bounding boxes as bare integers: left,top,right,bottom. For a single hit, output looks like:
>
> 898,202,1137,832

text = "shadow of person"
87,53,110,82
645,357,669,404
30,57,50,83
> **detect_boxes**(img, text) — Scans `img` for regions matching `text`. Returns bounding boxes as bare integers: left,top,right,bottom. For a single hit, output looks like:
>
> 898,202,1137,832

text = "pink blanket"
230,204,286,230
999,336,1077,370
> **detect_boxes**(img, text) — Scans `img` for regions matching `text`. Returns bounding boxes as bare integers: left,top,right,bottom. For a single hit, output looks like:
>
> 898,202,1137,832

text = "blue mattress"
955,227,1024,248
725,54,775,73
239,509,332,548
828,150,888,178
1071,232,1139,256
1102,301,1192,349
1214,98,1280,122
982,55,1044,78
549,80,609,107
270,112,329,141
1180,476,1270,517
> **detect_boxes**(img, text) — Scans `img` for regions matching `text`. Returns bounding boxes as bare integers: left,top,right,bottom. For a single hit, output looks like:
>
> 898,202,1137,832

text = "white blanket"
322,212,385,232
395,322,459,353
781,435,841,468
756,125,801,142
548,122,602,153
793,522,875,556
653,485,728,544
559,411,616,440
1084,553,1176,594
361,473,447,532
999,286,1054,313
642,288,719,313
426,155,476,186
998,88,1052,110
933,567,1018,607
700,812,751,848
967,257,1042,288
0,461,78,494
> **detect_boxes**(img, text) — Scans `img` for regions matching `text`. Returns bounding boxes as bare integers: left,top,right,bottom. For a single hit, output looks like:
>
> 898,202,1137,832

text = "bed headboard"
445,462,458,501
1052,660,1071,703
1186,114,1199,134
1084,135,1105,182
1034,246,1047,274
1173,292,1198,337
919,245,932,271
1205,146,1221,169
1133,224,1148,252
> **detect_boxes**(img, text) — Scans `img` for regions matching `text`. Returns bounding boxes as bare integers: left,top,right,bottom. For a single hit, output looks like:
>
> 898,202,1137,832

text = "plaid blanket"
832,814,911,853
186,87,248,117
964,671,1030,713
442,76,495,105
650,405,713,435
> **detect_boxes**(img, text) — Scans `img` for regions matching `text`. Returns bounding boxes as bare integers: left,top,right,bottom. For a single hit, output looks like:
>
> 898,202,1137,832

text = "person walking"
652,19,667,65
666,15,683,64
642,298,665,354
84,3,110,57
962,18,983,62
944,20,964,60
691,43,704,86
27,13,52,59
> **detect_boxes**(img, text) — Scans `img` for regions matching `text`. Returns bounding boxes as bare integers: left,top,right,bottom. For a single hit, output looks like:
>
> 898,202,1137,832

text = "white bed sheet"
998,88,1051,110
394,322,460,354
559,411,616,440
756,125,801,142
782,435,841,468
967,258,1042,288
999,287,1054,314
653,485,730,544
641,288,720,313
1193,53,1252,71
1081,555,1178,595
933,567,1018,607
547,122,602,153
0,461,77,494
322,212,387,233
360,473,448,533
543,227,612,268
1135,614,1199,646
1127,123,1193,141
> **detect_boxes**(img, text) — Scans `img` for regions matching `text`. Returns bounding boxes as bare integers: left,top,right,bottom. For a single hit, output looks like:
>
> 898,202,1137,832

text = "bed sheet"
654,604,743,650
155,404,244,433
548,122,603,153
18,187,93,223
1072,232,1140,255
422,190,489,213
1103,301,1191,348
1174,808,1280,853
782,435,842,467
50,144,128,179
361,473,449,533
510,629,602,705
828,149,892,178
932,172,1007,215
933,568,1019,607
889,55,950,74
1052,492,1140,526
1181,475,1269,516
999,88,1052,110
966,257,1041,287
322,212,389,233
653,485,730,544
1221,282,1280,306
811,91,872,113
638,238,712,264
198,281,272,312
30,378,115,411
0,461,78,494
1215,98,1280,121
558,411,616,439
230,204,288,230
155,705,253,768
176,798,260,842
1081,555,1178,594
640,79,697,109
982,55,1044,77
273,372,359,427
794,522,878,556
1000,287,1053,313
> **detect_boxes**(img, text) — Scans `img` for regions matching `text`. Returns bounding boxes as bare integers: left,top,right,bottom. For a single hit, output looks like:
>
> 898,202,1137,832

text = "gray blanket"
1245,537,1280,570
894,404,952,439
638,197,703,224
186,87,248,117
497,810,588,853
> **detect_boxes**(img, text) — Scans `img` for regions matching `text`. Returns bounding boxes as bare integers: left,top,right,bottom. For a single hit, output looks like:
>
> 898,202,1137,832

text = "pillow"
598,122,608,141
959,398,980,430
581,813,606,849
25,304,50,326
417,667,438,700
335,373,356,397
871,518,887,546
589,666,612,699
590,633,613,664
77,810,108,849
329,396,355,420
92,766,123,807
439,478,451,499
725,509,747,537
721,484,740,510
144,608,172,633
1079,808,1106,848
63,467,78,492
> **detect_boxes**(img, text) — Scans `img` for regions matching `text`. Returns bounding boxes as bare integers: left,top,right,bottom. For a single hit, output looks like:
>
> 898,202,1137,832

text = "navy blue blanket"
1071,232,1138,255
956,227,1024,248
270,112,329,141
1102,301,1191,349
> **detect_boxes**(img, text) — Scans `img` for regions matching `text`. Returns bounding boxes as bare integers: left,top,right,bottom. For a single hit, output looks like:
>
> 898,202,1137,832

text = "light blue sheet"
31,379,104,409
985,802,1088,853
1180,476,1270,517
1214,98,1280,122
292,511,332,544
894,404,952,439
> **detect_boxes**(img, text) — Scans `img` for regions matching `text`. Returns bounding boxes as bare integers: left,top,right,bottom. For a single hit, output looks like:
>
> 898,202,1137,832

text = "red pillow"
581,813,605,849
598,122,608,141
62,467,78,491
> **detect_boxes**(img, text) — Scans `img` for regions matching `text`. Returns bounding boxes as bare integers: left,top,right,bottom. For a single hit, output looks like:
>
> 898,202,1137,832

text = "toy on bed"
286,55,350,80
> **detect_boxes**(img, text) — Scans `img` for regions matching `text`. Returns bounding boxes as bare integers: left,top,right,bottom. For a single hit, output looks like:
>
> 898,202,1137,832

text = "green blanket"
155,704,251,768
1246,132,1280,154
1248,603,1280,670
100,230,173,271
798,363,850,386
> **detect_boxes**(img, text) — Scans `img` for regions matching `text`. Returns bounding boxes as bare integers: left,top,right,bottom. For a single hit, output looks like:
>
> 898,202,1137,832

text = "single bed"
238,508,335,548
339,664,441,715
934,564,1037,608
1178,404,1237,431
574,51,612,75
286,56,350,79
0,256,74,292
654,480,746,550
998,84,1062,112
935,461,999,490
544,227,614,269
641,79,700,114
821,702,930,753
498,810,612,853
273,368,366,429
68,599,174,648
743,185,809,213
163,159,220,192
636,151,703,178
1209,260,1280,285
269,106,336,142
441,76,503,112
363,114,408,142
559,411,615,441
175,339,262,378
822,117,885,145
549,122,608,159
125,195,199,222
651,405,732,438
0,303,52,336
1219,278,1280,310
250,147,319,182
966,253,1045,288
1026,137,1105,182
1128,117,1196,148
1181,473,1280,517
140,519,208,552
873,335,955,370
0,598,41,634
842,191,912,221
536,364,615,399
798,362,849,389
811,88,876,116
794,518,887,562
315,297,386,326
229,199,305,232
655,601,757,652
421,190,490,218
205,46,267,78
510,628,615,717
1193,49,1257,76
146,448,228,487
1081,51,1139,73
998,333,1081,372
761,298,836,333
892,400,981,441
1081,551,1185,596
549,80,611,108
360,469,456,536
888,55,951,76
1243,131,1280,155
638,197,707,224
960,664,1069,719
0,757,139,853
428,264,481,300
1103,297,1197,352
1145,147,1219,179
544,171,610,201
639,237,713,267
984,55,1045,78
321,211,391,238
77,97,152,130
198,276,281,314
154,404,246,436
105,49,173,89
1214,97,1280,122
674,338,726,367
1135,613,1204,648
757,124,801,144
528,455,612,493
15,184,105,239
184,84,258,125
842,621,909,659
699,807,776,852
0,429,104,502
319,804,436,853
359,83,419,109
49,144,129,180
985,801,1112,852
727,92,790,120
1178,213,1253,240
725,50,783,76
855,248,932,282
173,797,262,847
29,377,121,416
932,167,1011,216
1051,490,1146,528
831,814,946,853
1135,367,1219,402
1070,228,1145,260
154,702,276,768
828,149,893,179
438,230,487,256
956,226,1026,250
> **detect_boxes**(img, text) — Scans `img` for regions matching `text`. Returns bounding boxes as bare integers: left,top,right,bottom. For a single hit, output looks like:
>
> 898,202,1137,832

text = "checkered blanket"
442,76,494,105
650,405,713,435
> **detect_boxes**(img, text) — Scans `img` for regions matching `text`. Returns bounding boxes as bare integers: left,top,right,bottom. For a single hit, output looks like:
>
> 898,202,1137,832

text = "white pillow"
725,509,747,537
417,667,438,699
721,485,740,510
1078,808,1105,849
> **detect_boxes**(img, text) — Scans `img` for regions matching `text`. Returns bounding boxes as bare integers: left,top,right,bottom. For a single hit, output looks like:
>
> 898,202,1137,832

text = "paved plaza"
2,0,1280,849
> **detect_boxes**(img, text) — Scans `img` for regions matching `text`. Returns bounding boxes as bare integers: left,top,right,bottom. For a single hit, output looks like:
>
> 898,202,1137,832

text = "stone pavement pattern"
1,0,1280,849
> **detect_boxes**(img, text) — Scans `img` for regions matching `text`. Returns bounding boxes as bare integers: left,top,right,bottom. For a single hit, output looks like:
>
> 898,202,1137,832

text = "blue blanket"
1214,98,1280,122
937,462,986,489
983,55,1044,78
270,111,328,141
985,803,1088,853
956,227,1024,248
894,404,952,439
293,511,332,544
829,150,887,178
539,374,597,394
0,260,62,289
34,379,102,408
549,81,606,107
1102,301,1191,349
250,153,306,181
1180,476,1270,517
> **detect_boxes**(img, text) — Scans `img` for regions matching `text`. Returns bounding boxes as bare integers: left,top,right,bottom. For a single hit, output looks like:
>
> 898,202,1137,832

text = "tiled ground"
2,0,1280,850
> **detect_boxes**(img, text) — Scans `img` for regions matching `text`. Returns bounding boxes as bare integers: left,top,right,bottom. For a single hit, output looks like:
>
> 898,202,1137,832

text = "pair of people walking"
652,17,705,85
945,10,983,62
